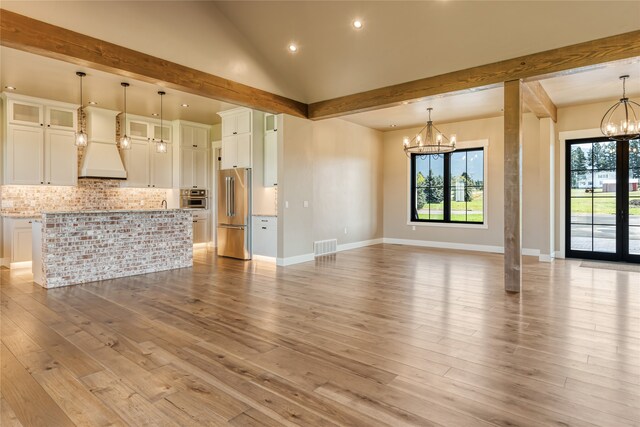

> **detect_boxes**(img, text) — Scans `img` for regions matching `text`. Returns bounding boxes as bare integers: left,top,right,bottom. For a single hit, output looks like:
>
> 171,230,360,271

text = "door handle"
225,177,231,217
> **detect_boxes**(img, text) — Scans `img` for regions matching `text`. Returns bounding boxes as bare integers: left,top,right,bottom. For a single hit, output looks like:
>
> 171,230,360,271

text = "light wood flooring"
1,244,639,426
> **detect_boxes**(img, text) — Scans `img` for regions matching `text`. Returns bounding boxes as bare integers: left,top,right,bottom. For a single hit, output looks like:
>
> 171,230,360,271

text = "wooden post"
504,80,523,292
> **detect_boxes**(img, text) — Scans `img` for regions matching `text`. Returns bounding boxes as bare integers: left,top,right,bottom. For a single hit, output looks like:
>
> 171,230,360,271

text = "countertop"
1,213,42,218
40,209,189,215
253,213,278,217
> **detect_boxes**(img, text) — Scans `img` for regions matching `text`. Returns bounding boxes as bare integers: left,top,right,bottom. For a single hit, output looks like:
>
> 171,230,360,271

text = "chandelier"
601,75,639,141
403,108,456,157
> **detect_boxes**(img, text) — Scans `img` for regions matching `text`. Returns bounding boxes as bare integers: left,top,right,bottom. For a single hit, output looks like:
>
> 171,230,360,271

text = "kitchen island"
32,209,193,288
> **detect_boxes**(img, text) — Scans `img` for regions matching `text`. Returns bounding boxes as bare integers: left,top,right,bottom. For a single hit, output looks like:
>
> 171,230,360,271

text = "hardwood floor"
1,244,639,426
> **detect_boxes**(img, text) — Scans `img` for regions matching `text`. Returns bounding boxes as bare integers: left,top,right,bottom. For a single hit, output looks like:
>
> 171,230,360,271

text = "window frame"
407,139,488,229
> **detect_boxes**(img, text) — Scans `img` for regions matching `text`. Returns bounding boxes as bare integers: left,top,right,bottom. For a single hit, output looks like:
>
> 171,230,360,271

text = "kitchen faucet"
161,199,167,209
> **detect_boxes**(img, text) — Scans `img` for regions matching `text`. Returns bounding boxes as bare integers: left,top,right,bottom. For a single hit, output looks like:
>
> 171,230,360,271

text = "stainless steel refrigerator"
217,168,252,260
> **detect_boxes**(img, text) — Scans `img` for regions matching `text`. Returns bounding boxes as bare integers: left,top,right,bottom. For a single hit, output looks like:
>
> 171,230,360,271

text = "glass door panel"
567,138,639,262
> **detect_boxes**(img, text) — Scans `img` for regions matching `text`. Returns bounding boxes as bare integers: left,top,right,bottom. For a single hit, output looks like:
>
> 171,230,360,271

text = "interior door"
566,137,639,263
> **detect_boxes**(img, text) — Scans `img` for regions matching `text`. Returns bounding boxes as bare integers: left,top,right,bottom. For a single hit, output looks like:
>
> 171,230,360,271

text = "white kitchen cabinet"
150,145,173,188
177,121,210,189
125,116,172,144
221,133,251,170
44,129,77,186
180,148,209,189
122,141,150,188
2,218,35,267
121,140,172,189
192,211,209,244
263,131,277,187
221,109,251,137
252,216,277,257
6,124,44,185
219,108,255,170
180,124,208,150
3,94,78,186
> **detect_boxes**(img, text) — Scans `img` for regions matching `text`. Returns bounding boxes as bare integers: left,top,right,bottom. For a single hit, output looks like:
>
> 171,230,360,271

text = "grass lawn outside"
571,189,640,216
417,190,484,223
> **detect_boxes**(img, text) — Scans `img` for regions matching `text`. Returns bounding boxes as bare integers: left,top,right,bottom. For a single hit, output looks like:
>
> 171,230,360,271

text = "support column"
504,80,523,292
538,117,556,262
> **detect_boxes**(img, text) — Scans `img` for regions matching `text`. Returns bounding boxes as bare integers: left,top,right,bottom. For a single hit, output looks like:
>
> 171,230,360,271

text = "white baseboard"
253,254,276,263
383,237,504,254
554,251,565,259
539,253,554,263
276,253,315,266
337,238,383,252
383,238,553,262
9,260,32,270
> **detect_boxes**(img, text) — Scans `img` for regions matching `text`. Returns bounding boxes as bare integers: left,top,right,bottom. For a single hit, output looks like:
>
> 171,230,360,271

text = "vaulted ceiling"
2,1,640,129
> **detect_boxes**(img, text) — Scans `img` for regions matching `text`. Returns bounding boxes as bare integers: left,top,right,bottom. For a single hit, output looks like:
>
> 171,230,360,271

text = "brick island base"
32,209,193,288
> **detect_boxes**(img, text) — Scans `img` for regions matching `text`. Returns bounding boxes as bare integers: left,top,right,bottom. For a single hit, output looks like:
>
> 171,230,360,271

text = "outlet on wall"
344,227,348,234
303,200,309,208
412,226,416,231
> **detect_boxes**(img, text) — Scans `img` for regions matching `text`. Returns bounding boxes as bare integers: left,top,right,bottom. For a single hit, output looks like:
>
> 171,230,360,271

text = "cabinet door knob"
40,123,44,126
47,182,50,184
233,132,237,135
193,145,197,148
193,186,197,188
47,124,51,127
40,181,44,184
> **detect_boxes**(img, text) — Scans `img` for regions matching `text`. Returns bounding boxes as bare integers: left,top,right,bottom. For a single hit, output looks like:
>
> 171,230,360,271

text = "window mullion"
444,153,451,222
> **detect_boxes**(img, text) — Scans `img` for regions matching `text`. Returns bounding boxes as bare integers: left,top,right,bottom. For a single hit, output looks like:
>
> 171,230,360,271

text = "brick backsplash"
0,179,168,215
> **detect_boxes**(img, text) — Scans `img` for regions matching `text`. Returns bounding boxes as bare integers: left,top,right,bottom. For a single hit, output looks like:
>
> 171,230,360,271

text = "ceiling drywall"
214,1,640,103
0,47,238,124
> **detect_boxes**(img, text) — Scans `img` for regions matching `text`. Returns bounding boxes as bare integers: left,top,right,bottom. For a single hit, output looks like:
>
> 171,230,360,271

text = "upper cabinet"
263,115,277,187
3,93,78,186
221,109,251,137
218,108,253,170
125,115,172,143
120,114,173,189
177,121,210,189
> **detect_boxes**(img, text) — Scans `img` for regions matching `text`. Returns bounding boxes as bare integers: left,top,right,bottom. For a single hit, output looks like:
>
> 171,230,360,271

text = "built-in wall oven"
180,189,208,209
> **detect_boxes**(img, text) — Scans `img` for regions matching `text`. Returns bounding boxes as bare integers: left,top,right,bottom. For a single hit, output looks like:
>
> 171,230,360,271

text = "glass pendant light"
156,90,168,154
75,72,88,147
119,82,132,150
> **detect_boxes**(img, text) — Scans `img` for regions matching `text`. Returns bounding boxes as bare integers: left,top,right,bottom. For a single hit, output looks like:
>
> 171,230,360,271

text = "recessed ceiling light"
152,113,159,116
4,86,16,90
401,101,409,105
181,103,189,108
352,19,363,29
390,124,397,128
88,101,98,105
288,44,298,53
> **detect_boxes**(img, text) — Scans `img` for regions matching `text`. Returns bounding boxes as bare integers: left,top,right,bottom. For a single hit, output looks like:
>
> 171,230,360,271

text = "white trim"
276,253,315,266
337,238,383,252
9,260,32,269
554,251,565,259
406,139,489,228
407,221,488,229
252,254,276,263
558,128,601,259
383,238,543,259
539,253,554,263
384,237,503,254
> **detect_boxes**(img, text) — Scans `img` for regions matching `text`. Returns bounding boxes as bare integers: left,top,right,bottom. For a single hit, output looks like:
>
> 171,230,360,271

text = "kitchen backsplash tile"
0,179,167,215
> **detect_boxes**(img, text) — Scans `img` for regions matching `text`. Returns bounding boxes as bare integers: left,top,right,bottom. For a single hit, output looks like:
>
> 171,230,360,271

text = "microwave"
180,189,208,209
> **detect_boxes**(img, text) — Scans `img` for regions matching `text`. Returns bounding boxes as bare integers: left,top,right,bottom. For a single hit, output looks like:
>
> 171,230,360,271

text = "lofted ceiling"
214,0,640,103
1,1,639,131
0,47,238,125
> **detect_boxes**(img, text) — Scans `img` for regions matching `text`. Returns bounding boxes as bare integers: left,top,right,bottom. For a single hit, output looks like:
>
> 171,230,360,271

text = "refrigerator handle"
225,176,231,217
230,176,235,216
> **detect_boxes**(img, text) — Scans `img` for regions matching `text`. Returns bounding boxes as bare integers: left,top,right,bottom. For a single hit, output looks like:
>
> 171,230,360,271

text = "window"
411,148,485,224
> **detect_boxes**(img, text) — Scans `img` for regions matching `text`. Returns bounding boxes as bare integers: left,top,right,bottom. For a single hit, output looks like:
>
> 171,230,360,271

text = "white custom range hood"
79,107,127,179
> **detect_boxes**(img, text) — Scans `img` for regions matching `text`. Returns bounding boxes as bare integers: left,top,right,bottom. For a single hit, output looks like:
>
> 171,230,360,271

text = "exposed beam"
308,30,640,120
0,9,307,118
522,81,557,122
504,80,523,293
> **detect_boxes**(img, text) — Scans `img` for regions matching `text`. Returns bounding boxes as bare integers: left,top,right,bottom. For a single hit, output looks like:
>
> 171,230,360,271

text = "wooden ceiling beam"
0,9,307,118
522,81,557,122
308,30,640,120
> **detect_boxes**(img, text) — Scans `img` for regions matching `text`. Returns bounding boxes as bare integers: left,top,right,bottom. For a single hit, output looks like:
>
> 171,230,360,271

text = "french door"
566,137,640,263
